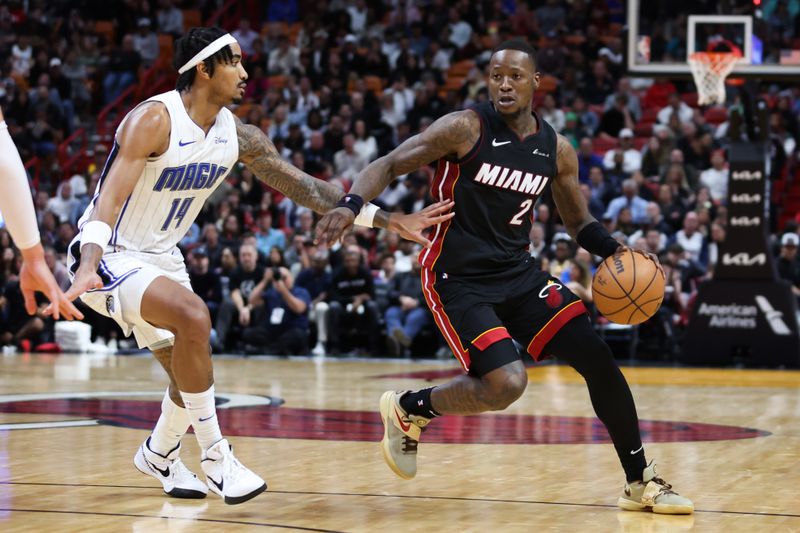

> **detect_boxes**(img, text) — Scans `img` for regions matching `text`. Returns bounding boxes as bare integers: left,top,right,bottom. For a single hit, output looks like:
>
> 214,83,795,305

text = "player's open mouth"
498,96,515,105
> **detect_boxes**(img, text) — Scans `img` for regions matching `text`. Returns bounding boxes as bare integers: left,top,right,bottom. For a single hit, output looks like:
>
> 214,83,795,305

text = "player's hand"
62,265,103,313
387,200,455,248
20,244,84,320
617,245,665,280
315,207,355,247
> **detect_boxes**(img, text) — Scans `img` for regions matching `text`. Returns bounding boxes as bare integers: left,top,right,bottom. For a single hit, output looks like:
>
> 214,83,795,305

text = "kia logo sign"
730,216,761,227
722,253,766,266
731,170,762,181
730,193,762,204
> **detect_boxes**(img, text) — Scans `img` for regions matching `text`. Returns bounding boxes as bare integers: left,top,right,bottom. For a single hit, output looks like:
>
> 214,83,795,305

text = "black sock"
544,317,647,483
399,387,441,419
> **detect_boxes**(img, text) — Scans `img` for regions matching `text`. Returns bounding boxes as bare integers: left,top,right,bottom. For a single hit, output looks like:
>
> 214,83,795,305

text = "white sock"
180,385,224,451
149,388,191,456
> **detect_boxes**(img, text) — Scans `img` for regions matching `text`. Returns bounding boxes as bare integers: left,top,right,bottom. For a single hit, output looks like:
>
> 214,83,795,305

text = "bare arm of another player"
65,103,170,300
551,134,661,270
315,110,478,246
0,107,82,319
235,117,454,247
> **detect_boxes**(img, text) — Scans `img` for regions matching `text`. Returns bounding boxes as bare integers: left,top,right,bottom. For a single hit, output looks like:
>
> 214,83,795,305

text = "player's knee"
483,365,527,410
176,302,211,337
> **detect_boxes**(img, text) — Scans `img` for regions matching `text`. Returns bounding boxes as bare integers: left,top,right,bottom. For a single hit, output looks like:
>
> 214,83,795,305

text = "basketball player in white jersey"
0,106,81,320
65,27,453,505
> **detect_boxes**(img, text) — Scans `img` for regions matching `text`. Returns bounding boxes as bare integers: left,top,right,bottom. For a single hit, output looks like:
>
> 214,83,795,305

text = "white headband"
178,33,238,74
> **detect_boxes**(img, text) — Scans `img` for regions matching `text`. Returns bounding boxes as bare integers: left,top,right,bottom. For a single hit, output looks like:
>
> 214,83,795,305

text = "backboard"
627,0,800,79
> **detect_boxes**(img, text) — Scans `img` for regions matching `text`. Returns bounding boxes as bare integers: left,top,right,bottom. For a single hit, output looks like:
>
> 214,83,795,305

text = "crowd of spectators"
1,1,799,359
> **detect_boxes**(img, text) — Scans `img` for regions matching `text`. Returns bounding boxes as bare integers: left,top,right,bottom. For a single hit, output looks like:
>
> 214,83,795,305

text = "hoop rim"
689,51,743,63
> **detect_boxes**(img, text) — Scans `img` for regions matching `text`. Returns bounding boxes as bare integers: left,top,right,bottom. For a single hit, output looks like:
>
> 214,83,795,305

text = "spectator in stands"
604,77,640,122
581,182,605,220
447,8,472,50
43,245,69,291
189,247,222,322
214,243,264,351
584,59,614,105
664,243,706,308
46,181,77,224
658,92,693,126
295,249,332,356
566,259,593,305
537,31,567,78
699,150,729,204
673,211,707,266
597,93,635,138
549,233,574,281
103,35,141,104
604,178,649,224
132,18,159,68
268,34,302,76
776,233,800,303
333,134,368,183
232,18,259,56
242,266,311,355
603,128,642,174
540,94,565,132
326,248,380,354
156,0,183,37
577,138,602,184
706,222,726,269
384,255,430,356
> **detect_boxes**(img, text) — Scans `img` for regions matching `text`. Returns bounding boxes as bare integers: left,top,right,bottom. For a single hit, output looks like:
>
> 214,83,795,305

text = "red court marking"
0,398,770,444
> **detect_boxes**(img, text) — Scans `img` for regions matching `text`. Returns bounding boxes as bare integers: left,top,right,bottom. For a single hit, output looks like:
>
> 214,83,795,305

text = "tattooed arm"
236,116,349,217
236,116,455,244
551,133,596,239
315,110,477,245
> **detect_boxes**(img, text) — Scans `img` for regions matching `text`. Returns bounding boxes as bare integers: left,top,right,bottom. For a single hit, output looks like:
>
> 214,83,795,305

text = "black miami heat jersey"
420,101,558,276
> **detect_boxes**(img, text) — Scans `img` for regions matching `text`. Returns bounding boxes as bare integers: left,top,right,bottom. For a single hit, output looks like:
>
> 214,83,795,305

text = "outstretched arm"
315,110,478,245
236,116,454,245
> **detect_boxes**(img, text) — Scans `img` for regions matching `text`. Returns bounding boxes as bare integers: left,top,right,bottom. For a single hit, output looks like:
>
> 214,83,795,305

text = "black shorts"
421,260,587,374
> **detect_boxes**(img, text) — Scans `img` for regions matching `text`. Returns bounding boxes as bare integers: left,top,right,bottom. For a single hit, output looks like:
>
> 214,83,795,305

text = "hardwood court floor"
0,353,798,532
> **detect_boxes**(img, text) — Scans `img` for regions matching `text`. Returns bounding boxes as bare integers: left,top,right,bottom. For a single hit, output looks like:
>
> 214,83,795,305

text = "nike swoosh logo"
492,138,511,147
178,140,195,147
630,445,644,455
209,476,223,492
145,454,171,477
394,407,411,432
198,414,215,422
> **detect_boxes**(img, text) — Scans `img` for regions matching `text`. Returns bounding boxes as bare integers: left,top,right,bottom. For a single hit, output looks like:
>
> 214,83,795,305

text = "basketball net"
688,51,742,105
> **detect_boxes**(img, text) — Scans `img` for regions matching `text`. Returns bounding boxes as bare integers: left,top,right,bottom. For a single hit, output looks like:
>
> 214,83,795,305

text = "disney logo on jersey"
214,136,228,144
474,162,550,197
153,163,229,192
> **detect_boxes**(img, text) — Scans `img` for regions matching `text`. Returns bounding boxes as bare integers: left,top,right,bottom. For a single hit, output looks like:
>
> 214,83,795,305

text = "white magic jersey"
78,90,238,253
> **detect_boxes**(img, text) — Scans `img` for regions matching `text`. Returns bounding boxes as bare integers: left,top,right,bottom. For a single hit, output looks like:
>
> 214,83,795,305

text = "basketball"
591,249,665,325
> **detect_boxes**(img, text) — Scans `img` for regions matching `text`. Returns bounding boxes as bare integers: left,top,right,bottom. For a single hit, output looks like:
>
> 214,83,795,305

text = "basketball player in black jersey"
317,40,693,514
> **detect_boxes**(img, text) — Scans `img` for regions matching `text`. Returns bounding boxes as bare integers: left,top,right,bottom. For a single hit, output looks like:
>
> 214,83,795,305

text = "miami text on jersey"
473,162,550,196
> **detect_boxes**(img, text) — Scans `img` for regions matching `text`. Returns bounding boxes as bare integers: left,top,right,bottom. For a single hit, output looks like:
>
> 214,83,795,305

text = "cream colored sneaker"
618,461,694,514
378,391,431,479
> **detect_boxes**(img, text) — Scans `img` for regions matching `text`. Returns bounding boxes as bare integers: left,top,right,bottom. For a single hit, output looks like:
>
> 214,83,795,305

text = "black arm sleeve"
577,221,620,259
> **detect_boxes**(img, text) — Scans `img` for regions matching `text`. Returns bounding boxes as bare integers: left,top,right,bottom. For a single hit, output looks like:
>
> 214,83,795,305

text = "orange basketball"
591,249,665,325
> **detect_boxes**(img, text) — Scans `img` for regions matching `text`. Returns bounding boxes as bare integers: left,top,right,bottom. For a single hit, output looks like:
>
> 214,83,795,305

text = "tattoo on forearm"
236,117,344,214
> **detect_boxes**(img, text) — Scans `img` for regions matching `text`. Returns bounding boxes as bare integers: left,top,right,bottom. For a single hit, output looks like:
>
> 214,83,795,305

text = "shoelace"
221,450,245,484
650,476,677,495
172,458,197,480
401,436,418,453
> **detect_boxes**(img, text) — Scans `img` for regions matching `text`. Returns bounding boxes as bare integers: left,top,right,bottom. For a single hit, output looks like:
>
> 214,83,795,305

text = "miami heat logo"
539,280,563,309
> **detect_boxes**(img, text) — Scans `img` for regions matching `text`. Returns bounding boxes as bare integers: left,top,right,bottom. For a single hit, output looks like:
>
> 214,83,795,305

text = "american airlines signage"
730,193,762,204
730,216,761,227
696,296,791,335
721,253,767,266
731,170,762,181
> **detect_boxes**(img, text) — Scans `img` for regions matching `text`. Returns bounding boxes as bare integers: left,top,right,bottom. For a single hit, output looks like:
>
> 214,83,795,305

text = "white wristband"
80,220,112,251
353,202,380,228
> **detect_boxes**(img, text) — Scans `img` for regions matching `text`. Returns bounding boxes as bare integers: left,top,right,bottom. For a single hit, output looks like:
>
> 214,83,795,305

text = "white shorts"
67,241,191,349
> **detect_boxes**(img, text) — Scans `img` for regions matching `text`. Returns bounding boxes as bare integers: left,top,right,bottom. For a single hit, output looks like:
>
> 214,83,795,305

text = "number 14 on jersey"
161,197,195,231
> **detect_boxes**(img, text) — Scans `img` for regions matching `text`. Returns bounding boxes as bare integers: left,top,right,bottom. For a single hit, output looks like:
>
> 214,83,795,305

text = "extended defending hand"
387,200,455,248
20,244,84,320
315,207,356,248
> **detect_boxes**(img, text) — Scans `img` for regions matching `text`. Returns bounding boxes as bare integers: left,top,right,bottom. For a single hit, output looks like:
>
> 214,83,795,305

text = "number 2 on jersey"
509,199,533,226
161,197,195,231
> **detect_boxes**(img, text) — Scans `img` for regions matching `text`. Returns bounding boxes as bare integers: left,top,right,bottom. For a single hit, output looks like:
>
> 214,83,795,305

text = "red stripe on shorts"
526,300,588,361
421,267,470,371
471,326,512,351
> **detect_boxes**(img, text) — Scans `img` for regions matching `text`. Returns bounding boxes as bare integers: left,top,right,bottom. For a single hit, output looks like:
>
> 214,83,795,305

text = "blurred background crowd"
1,0,799,359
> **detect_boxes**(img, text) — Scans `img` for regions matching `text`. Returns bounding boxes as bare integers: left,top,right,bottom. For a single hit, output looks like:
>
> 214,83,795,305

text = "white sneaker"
618,461,694,514
379,391,431,479
311,343,326,357
200,439,267,504
134,437,207,499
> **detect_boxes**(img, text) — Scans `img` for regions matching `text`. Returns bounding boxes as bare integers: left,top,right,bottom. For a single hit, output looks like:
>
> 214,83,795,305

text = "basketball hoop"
688,51,742,105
